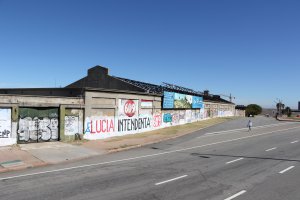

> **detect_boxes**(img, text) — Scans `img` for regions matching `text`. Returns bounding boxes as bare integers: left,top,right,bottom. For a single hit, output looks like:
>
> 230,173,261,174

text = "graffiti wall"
162,109,204,127
83,99,235,140
84,115,163,140
118,99,152,134
65,116,79,135
65,109,83,136
84,116,115,140
218,110,234,117
84,99,163,140
18,108,59,143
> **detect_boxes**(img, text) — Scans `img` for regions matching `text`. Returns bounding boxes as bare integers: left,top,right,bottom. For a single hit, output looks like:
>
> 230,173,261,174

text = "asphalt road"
1,116,300,200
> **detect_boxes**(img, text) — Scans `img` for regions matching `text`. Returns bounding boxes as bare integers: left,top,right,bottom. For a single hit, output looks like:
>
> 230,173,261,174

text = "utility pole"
219,93,235,103
275,98,284,117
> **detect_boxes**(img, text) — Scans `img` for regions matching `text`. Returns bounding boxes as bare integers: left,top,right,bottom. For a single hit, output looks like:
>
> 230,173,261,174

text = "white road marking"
155,175,188,186
265,147,277,152
291,140,298,144
1,126,300,181
226,158,244,164
224,190,247,200
200,122,294,138
279,166,295,174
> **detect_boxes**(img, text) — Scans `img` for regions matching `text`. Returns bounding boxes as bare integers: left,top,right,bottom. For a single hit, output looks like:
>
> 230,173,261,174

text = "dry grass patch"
81,117,240,153
105,117,238,143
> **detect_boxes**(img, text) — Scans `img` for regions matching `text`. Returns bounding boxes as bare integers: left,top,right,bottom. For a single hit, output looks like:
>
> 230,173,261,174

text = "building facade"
0,66,243,146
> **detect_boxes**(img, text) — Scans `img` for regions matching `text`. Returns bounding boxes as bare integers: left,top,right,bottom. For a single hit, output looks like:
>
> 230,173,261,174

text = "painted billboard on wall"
141,100,153,108
192,96,203,109
118,99,139,117
174,93,192,108
117,99,152,134
163,92,175,109
163,91,203,109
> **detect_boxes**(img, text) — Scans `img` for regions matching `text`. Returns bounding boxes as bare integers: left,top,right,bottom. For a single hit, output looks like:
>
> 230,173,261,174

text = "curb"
0,162,48,173
277,118,300,122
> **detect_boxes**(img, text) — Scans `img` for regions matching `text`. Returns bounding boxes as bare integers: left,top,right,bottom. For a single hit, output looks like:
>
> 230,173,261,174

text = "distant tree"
283,106,292,117
245,104,262,117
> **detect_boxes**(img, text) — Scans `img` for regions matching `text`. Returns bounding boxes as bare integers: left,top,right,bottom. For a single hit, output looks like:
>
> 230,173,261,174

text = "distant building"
298,101,300,110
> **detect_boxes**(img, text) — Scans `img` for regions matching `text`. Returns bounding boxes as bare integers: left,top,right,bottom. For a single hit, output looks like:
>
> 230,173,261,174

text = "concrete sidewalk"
0,142,101,173
0,117,237,173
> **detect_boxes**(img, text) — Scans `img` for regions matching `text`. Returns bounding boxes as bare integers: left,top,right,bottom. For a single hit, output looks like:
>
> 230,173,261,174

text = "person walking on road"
247,120,253,131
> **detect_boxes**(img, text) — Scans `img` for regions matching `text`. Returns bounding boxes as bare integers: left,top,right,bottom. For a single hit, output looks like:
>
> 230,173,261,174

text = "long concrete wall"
83,91,236,140
0,92,240,146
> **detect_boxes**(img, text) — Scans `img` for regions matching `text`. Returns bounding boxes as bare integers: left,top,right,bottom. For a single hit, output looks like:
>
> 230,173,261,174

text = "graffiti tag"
85,119,115,134
163,113,172,123
124,100,136,117
118,117,151,132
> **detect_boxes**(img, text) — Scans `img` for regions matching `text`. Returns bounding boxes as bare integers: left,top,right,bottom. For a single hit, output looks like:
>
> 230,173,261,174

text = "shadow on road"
189,153,300,162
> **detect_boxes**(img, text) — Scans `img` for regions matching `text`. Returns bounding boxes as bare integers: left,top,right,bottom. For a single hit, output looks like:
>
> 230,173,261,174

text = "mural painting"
162,92,203,109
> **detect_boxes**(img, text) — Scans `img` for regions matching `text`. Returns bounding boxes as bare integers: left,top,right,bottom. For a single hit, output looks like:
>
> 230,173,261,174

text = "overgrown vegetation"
283,106,292,117
245,104,262,117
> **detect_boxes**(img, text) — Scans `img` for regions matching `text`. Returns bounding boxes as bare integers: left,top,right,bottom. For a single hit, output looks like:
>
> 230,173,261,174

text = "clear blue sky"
1,0,299,109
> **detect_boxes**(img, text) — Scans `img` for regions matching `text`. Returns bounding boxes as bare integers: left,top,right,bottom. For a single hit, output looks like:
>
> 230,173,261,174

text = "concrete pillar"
11,105,18,122
12,105,19,143
59,105,66,141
